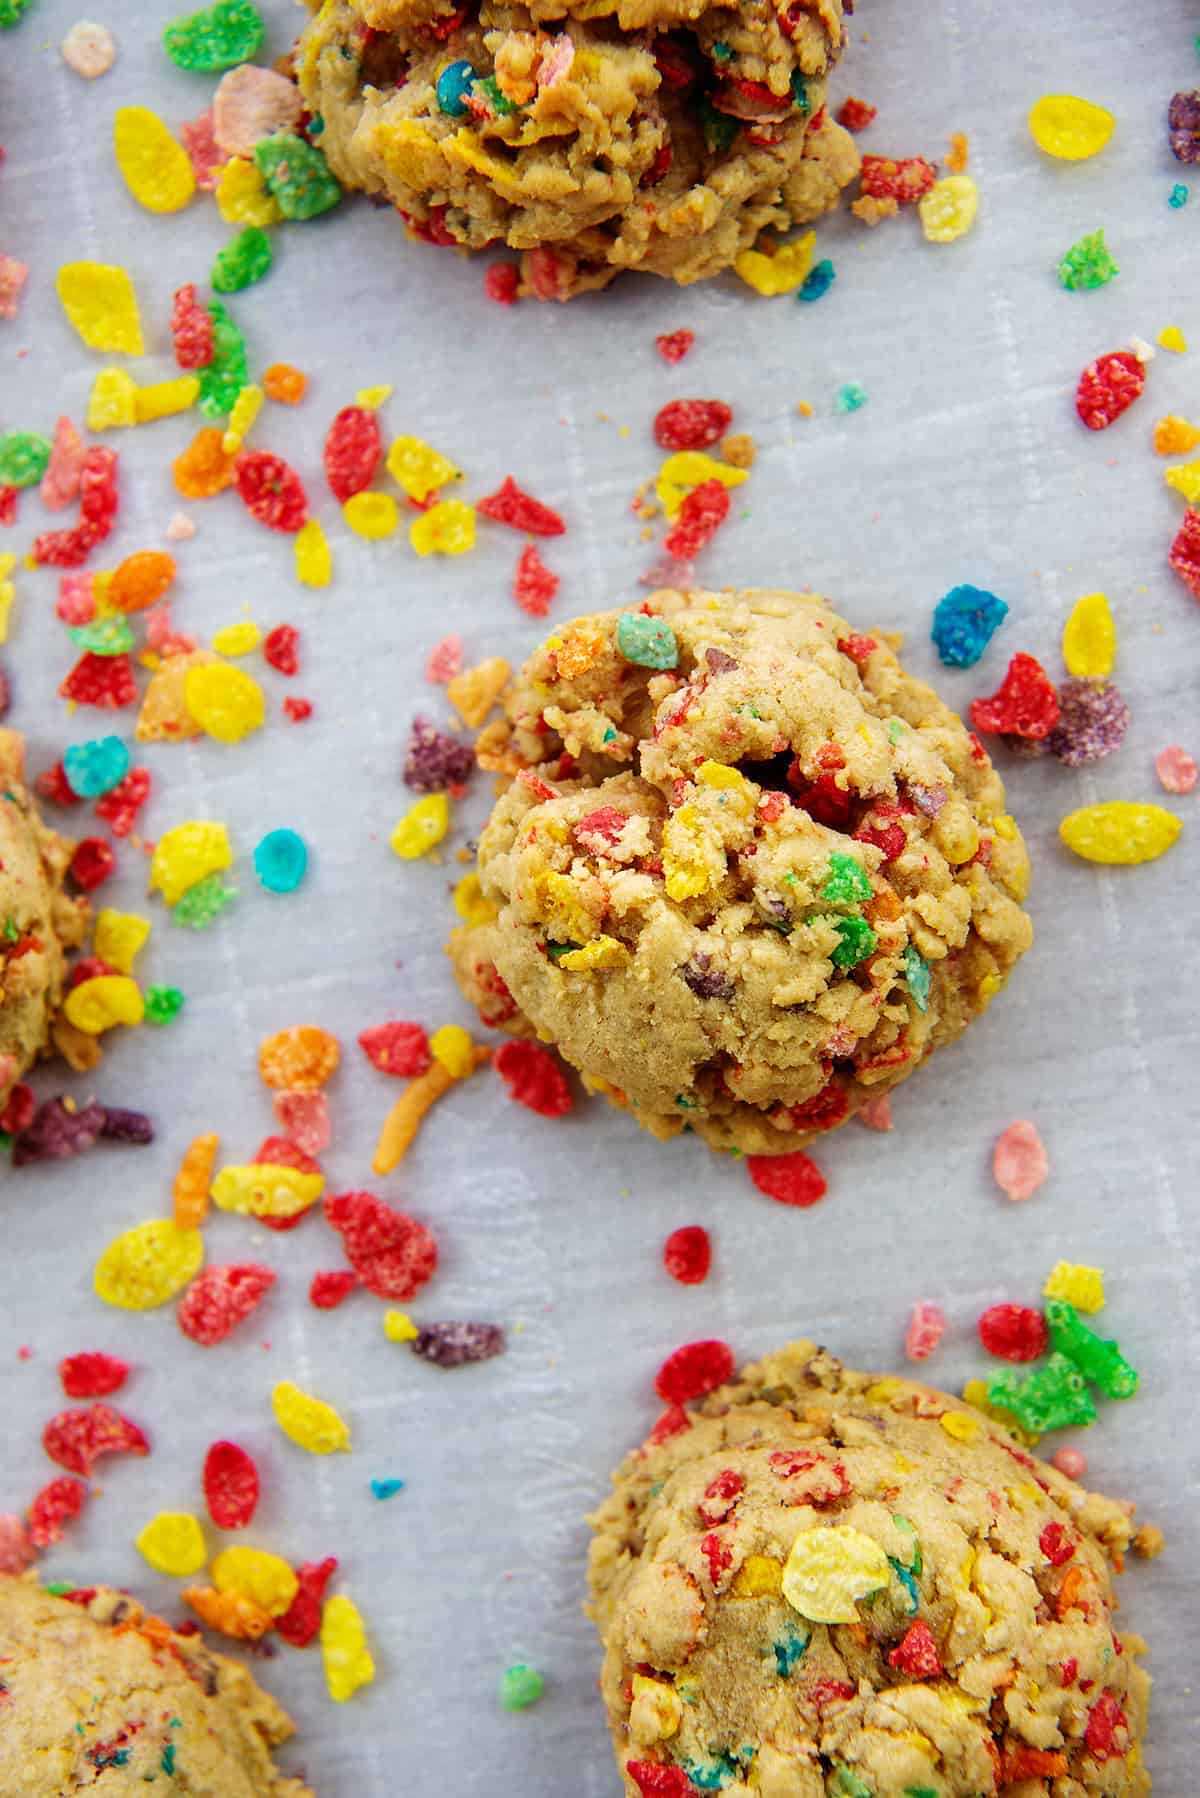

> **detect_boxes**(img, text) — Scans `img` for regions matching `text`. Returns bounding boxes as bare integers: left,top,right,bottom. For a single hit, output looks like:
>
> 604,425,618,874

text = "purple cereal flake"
682,959,736,1000
1168,90,1200,164
907,782,947,818
1046,677,1130,768
411,1321,506,1369
11,1097,107,1167
0,664,10,719
98,1106,155,1145
402,716,476,795
705,647,739,674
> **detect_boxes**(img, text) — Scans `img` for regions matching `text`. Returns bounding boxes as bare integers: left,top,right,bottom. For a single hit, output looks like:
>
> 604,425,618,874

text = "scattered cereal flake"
1057,227,1118,290
215,154,281,228
993,1120,1048,1201
747,1153,827,1208
59,1352,130,1399
178,1263,276,1344
1029,93,1115,160
514,543,558,616
321,1594,375,1701
918,174,979,242
273,1089,330,1156
836,96,877,131
135,375,200,424
411,1321,505,1368
1062,591,1115,677
212,62,301,157
273,1380,350,1454
184,1584,274,1640
211,1163,324,1219
180,110,228,190
211,621,261,657
184,662,265,743
1168,89,1200,164
446,656,508,727
61,21,116,78
371,1058,478,1175
931,584,1008,668
0,256,29,320
856,1093,893,1132
655,450,747,520
1169,507,1200,598
946,131,970,173
1045,676,1128,767
1165,458,1200,505
1158,325,1187,353
173,1133,218,1230
1076,349,1145,431
254,131,341,220
734,230,815,296
344,492,399,539
387,434,460,503
1169,180,1190,207
1046,1298,1138,1398
113,105,196,213
904,1301,945,1361
1051,1446,1088,1480
263,363,307,405
781,1526,890,1623
295,517,332,588
978,1302,1047,1362
410,498,476,557
259,1025,339,1091
662,1225,711,1286
163,0,263,72
391,792,450,859
93,909,150,974
56,262,143,355
835,383,869,414
94,1218,204,1310
1155,744,1197,793
63,975,144,1035
655,329,694,363
136,1512,207,1577
797,259,835,303
1059,800,1182,864
221,381,263,453
861,154,937,203
971,652,1059,739
213,1545,298,1616
1043,1262,1105,1313
253,827,308,893
383,1309,418,1342
150,820,232,906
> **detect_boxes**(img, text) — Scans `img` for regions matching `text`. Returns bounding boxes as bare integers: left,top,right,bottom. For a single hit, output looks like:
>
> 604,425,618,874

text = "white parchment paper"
2,1,1199,1790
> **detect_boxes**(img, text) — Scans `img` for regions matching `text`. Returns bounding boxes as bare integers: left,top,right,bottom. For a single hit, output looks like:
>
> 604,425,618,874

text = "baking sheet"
2,1,1199,1790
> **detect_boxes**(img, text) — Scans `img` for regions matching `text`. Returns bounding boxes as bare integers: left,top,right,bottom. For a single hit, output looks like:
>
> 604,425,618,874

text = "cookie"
0,1578,312,1795
449,589,1033,1154
0,731,89,1106
295,0,859,294
588,1339,1152,1797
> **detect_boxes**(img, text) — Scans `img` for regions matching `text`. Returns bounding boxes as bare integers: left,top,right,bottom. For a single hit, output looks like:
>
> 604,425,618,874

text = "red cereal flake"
283,696,313,723
68,956,118,990
999,1744,1069,1782
697,1468,744,1526
276,1555,338,1648
860,154,937,203
425,634,462,683
493,1039,573,1117
171,284,215,370
627,1764,694,1798
1076,350,1146,431
323,1190,438,1301
180,110,228,190
699,1530,732,1585
513,543,559,617
0,1082,36,1135
653,399,732,452
177,1264,276,1346
810,1678,856,1712
203,1439,260,1530
977,1302,1048,1363
1039,1521,1076,1567
309,1269,359,1310
790,1079,851,1131
27,1476,88,1549
654,1338,735,1404
323,405,382,504
887,1619,943,1678
42,1404,149,1478
746,1152,827,1208
904,1301,945,1362
0,1513,35,1574
477,476,565,536
1156,744,1198,793
484,263,519,305
68,837,117,892
1168,508,1200,600
655,329,695,364
970,652,1060,740
663,479,730,560
0,487,18,527
272,1088,329,1157
358,1020,431,1078
262,623,300,675
1084,1692,1128,1761
663,1225,711,1286
95,766,151,838
31,447,119,568
838,633,878,667
59,1352,130,1399
837,96,877,131
234,450,309,533
646,1404,691,1448
59,651,138,710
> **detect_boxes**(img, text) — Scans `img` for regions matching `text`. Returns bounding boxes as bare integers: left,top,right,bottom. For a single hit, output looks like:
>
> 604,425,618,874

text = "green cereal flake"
144,985,185,1025
0,432,52,488
1058,228,1119,290
616,611,678,670
820,852,872,905
1045,1299,1139,1398
904,945,931,1012
197,301,248,420
499,1664,544,1711
253,133,341,220
163,0,263,71
987,1353,1097,1434
829,914,877,968
169,873,237,929
212,226,273,294
0,0,35,26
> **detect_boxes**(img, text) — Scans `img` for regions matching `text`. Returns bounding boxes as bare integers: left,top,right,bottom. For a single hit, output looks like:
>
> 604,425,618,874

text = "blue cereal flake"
772,1624,810,1676
370,1477,406,1501
930,584,1009,668
1169,182,1189,207
903,944,931,1012
888,1557,920,1614
616,611,678,670
253,827,308,894
835,382,868,414
63,735,130,799
798,258,835,302
436,59,475,117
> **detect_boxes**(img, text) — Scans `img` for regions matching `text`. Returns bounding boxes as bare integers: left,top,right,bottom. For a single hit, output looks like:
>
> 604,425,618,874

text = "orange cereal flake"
109,550,176,614
173,427,237,499
947,132,970,173
258,1025,341,1092
183,1585,276,1641
263,363,307,405
173,1132,219,1230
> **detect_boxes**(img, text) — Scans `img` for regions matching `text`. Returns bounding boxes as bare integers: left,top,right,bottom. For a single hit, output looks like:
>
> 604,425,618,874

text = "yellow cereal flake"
295,516,332,587
1028,93,1115,161
272,1380,351,1454
410,498,476,557
94,1218,204,1310
87,367,139,432
939,1411,982,1443
212,1546,299,1617
56,261,144,354
391,792,450,859
918,174,979,243
631,1675,683,1740
216,156,282,228
386,435,460,502
557,935,629,972
656,452,749,521
150,821,232,906
383,1309,419,1342
663,803,717,901
731,1555,784,1598
452,871,496,927
1043,1261,1106,1313
64,973,144,1035
429,1023,475,1078
1059,801,1182,865
211,621,262,657
184,662,266,743
781,1525,890,1624
734,230,815,296
136,1512,207,1578
321,1593,375,1702
1158,326,1187,354
1062,591,1115,678
113,105,196,212
1165,460,1200,505
134,377,199,424
221,382,264,454
356,384,392,409
696,759,746,790
93,909,151,974
447,656,509,728
344,491,400,539
211,1162,325,1219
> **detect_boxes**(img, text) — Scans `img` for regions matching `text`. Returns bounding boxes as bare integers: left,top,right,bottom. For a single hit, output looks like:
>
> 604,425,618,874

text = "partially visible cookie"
0,731,89,1106
0,1578,312,1796
589,1340,1153,1797
295,0,859,294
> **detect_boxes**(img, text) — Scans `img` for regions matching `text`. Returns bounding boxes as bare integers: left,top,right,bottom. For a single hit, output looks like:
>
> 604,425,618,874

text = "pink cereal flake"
904,1301,945,1362
180,112,229,191
166,511,197,542
1155,745,1197,794
425,634,463,684
0,256,30,321
145,603,196,657
56,572,96,627
212,64,303,158
0,1512,36,1575
272,1089,331,1157
856,1093,893,1132
537,32,574,89
993,1120,1048,1202
41,417,86,512
1051,1446,1088,1481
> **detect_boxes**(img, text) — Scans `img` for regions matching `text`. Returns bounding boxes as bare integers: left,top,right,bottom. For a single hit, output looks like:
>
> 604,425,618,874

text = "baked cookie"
588,1340,1152,1797
295,0,859,294
449,590,1033,1154
0,731,89,1106
0,1578,312,1795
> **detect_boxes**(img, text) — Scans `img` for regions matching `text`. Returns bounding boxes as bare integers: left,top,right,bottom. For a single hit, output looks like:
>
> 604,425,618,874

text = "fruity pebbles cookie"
0,731,89,1107
295,0,860,294
588,1340,1152,1797
0,1578,311,1795
449,589,1033,1154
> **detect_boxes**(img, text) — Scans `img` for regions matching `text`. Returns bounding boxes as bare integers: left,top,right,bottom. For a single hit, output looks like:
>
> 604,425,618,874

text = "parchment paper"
2,2,1198,1790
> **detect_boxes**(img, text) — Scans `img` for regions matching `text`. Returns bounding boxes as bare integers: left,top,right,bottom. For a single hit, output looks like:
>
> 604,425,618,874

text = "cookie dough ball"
588,1340,1152,1798
449,590,1032,1154
0,1579,312,1796
0,731,89,1106
296,0,859,294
